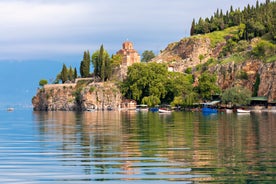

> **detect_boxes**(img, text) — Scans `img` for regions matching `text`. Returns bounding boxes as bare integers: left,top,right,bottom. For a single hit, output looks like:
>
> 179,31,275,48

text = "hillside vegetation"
191,0,276,41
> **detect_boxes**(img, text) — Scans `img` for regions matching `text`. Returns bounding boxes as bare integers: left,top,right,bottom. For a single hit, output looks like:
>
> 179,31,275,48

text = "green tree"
141,50,155,62
68,66,74,81
39,79,48,87
221,86,252,106
74,67,78,79
141,95,161,107
199,54,204,63
194,72,221,100
165,72,194,104
121,62,168,103
61,64,68,83
92,45,111,81
80,50,90,77
190,19,196,35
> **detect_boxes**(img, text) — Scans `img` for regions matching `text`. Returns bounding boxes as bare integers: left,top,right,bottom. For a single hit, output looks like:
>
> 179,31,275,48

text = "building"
117,41,140,66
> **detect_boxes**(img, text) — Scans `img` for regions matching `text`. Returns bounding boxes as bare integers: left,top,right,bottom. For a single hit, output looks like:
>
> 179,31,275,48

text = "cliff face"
32,81,122,111
258,62,276,102
152,36,276,102
151,37,225,72
210,60,276,102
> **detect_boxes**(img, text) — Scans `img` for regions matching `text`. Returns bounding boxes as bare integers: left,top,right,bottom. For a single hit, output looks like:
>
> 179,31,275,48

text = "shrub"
39,79,48,87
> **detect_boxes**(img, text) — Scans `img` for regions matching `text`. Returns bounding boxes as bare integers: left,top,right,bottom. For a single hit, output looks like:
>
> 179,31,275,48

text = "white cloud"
0,0,268,61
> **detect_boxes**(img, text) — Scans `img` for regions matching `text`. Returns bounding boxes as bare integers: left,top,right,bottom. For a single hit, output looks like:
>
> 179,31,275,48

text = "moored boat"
202,107,218,113
226,109,233,113
237,109,251,113
7,107,14,112
136,104,148,112
158,108,172,113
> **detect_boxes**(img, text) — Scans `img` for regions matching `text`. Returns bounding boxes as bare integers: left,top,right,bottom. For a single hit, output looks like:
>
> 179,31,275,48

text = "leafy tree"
121,62,168,103
92,45,111,81
194,72,221,100
141,95,160,107
80,50,90,78
221,86,252,106
165,72,194,104
39,79,48,87
141,50,155,62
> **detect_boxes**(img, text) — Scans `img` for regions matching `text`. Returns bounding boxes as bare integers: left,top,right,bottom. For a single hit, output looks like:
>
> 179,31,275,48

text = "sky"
0,0,267,108
0,0,267,61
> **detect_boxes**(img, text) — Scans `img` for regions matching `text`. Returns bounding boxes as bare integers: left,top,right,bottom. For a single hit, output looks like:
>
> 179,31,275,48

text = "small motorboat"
237,109,251,113
158,108,172,113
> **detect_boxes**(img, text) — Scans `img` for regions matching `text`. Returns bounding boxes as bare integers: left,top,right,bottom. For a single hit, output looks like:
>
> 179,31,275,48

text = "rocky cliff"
151,37,225,72
151,35,276,102
208,60,276,102
32,80,122,111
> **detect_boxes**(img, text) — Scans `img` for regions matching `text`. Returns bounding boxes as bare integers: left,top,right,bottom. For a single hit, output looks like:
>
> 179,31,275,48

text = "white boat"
237,109,251,113
136,104,148,112
158,108,172,113
7,108,14,112
226,109,233,113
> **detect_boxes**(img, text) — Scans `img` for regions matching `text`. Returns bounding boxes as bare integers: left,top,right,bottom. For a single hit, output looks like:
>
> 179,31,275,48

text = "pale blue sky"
0,0,267,62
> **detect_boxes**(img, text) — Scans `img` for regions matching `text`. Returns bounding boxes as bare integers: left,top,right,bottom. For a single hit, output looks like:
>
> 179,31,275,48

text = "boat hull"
158,109,171,113
237,109,250,113
202,107,218,113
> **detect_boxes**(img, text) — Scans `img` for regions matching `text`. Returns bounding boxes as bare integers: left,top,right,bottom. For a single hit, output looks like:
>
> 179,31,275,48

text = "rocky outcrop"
32,81,122,111
198,59,276,103
258,62,276,102
151,37,225,72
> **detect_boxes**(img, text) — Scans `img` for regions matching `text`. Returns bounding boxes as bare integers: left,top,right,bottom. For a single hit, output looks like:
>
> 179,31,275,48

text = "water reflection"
30,111,276,182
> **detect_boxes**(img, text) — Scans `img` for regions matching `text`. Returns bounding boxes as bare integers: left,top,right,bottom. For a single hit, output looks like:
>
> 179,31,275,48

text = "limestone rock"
32,81,122,111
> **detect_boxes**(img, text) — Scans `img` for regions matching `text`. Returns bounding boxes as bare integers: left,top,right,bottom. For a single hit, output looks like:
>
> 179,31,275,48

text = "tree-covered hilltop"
191,0,276,41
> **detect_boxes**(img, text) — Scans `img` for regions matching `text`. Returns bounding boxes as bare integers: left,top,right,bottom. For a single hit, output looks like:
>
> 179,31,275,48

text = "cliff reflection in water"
32,111,276,182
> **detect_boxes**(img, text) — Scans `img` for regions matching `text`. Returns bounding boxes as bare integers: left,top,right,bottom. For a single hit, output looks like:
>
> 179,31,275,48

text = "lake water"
0,109,276,183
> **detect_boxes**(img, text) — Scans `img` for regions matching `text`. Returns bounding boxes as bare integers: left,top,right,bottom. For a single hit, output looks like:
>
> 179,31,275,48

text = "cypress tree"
80,50,91,78
99,45,105,82
85,50,90,77
190,19,195,36
68,66,74,81
61,64,68,83
74,67,78,79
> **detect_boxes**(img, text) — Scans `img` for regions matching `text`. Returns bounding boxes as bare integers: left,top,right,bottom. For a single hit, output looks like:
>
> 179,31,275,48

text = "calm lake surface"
0,109,276,183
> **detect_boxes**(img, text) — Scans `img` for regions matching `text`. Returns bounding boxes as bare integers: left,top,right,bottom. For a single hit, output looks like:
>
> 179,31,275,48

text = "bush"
39,79,48,87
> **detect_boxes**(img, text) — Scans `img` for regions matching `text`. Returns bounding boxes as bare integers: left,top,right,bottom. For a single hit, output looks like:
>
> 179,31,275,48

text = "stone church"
116,41,140,66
